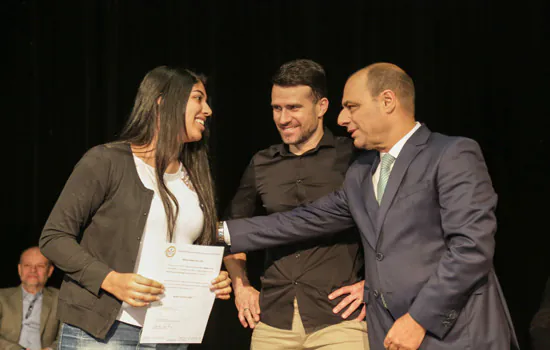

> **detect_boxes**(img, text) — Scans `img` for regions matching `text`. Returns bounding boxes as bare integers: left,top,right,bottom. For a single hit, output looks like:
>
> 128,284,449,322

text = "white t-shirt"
117,155,204,327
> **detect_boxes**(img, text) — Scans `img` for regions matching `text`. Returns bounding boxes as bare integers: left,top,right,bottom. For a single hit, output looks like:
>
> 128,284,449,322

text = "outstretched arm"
226,188,354,253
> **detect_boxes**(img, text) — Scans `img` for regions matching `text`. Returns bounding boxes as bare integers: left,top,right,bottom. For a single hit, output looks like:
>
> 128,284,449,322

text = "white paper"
140,243,224,344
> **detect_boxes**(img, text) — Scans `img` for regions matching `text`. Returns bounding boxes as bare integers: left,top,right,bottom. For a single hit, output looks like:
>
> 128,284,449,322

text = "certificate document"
140,243,224,344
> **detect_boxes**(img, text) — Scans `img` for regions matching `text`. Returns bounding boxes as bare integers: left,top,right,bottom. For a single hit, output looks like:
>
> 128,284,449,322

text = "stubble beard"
283,124,318,147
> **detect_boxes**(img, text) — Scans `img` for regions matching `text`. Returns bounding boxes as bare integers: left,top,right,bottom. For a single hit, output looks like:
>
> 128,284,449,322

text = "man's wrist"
232,275,251,290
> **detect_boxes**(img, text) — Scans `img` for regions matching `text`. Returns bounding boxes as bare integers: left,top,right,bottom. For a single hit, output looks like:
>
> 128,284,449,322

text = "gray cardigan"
40,142,154,339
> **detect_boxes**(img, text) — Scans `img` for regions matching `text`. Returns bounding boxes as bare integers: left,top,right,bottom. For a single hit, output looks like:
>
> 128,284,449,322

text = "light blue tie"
377,153,395,204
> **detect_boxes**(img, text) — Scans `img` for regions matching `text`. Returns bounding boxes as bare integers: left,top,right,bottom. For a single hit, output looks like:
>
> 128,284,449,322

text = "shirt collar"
21,285,43,299
272,127,336,158
381,122,421,159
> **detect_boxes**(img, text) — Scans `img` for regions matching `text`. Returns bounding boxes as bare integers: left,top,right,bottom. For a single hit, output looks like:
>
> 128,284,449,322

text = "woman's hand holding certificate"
101,272,165,307
210,271,232,300
140,243,226,344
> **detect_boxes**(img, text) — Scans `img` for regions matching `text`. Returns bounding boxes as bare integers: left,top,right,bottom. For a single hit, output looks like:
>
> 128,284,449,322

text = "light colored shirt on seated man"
117,156,204,327
19,286,43,350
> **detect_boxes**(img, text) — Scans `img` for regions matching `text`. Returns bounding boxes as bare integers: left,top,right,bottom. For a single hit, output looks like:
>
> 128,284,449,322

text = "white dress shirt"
373,122,421,200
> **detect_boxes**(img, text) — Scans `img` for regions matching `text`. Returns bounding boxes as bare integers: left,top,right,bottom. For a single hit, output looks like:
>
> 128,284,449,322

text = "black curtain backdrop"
6,1,548,349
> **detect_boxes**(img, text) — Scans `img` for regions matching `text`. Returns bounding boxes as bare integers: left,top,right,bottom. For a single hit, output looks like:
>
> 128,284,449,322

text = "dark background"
6,1,548,349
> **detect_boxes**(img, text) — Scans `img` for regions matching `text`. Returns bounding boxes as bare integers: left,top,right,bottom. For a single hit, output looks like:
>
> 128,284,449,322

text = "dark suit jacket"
228,125,519,350
0,286,60,350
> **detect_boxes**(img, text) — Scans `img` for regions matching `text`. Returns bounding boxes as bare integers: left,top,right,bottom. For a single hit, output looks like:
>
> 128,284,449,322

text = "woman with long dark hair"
39,66,231,349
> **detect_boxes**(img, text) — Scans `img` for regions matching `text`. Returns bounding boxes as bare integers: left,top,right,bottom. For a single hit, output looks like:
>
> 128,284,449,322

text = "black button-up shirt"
226,128,364,333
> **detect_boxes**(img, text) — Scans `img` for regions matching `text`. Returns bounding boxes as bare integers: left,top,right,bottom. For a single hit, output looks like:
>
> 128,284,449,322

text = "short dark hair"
271,59,327,102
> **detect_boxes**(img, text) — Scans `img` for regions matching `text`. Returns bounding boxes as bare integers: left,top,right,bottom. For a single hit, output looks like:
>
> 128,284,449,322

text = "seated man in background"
0,246,59,350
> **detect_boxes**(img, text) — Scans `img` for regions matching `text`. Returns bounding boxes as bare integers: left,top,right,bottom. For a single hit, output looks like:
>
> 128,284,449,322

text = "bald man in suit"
222,63,519,349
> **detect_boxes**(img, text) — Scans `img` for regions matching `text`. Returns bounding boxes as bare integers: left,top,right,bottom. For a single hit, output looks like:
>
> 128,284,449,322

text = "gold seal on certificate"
140,243,224,344
165,245,176,258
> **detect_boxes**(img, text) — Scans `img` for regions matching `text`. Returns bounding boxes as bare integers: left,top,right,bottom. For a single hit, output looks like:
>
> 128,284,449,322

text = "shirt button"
143,212,147,216
376,252,384,261
295,253,300,258
293,281,298,285
296,179,303,184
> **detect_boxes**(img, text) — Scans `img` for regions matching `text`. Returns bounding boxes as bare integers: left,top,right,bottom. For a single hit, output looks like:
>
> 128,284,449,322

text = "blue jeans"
58,322,189,350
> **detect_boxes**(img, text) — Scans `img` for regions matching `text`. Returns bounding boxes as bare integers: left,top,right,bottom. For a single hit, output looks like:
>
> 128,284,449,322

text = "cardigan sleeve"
39,145,113,296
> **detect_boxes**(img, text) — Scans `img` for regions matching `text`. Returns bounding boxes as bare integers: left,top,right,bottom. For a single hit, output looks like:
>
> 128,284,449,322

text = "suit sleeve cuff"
409,303,456,340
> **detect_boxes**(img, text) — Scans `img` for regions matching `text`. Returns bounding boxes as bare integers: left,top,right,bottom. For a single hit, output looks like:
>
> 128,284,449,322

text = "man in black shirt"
224,59,369,349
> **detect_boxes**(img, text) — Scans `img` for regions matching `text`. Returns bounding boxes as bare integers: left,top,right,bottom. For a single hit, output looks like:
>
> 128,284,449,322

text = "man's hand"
234,283,261,328
328,280,366,320
210,271,232,300
101,271,164,307
384,313,426,350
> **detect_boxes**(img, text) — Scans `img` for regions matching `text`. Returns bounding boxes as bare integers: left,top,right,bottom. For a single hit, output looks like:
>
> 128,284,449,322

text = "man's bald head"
19,247,49,264
351,62,415,115
338,62,418,152
18,246,53,294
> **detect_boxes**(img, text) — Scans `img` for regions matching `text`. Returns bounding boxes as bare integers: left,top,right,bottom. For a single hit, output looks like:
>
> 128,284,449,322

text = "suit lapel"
40,288,52,336
351,153,378,250
364,155,380,221
375,126,430,236
10,287,23,337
